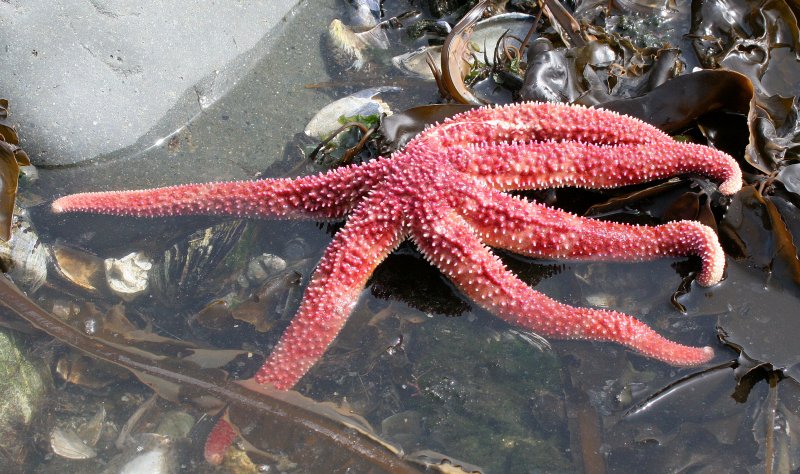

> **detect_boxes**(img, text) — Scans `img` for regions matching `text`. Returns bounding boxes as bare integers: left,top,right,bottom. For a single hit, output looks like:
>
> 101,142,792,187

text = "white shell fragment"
50,426,97,460
584,293,616,309
105,251,153,302
110,434,177,474
304,86,400,139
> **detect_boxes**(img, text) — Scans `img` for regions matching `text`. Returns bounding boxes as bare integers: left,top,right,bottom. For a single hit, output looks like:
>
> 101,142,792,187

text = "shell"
150,220,247,307
240,253,287,288
0,211,47,292
347,0,381,28
108,433,178,474
304,86,400,140
105,251,152,302
50,426,97,460
50,244,106,294
327,18,390,70
470,13,538,64
392,46,442,80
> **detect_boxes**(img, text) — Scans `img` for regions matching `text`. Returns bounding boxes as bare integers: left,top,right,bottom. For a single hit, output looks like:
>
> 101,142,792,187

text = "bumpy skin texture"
52,103,742,392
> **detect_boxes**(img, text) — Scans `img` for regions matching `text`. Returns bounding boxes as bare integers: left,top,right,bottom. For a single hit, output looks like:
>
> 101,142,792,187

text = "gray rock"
13,0,341,199
0,329,53,465
1,0,302,166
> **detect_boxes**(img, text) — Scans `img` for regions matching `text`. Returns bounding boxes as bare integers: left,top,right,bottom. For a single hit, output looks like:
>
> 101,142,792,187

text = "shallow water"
5,1,800,473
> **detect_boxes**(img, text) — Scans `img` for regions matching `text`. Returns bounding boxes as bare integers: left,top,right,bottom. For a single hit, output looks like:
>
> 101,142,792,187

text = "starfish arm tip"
204,417,236,465
51,195,74,213
658,345,715,367
641,341,715,367
719,176,743,196
696,230,727,287
685,345,715,366
697,265,725,287
717,156,743,196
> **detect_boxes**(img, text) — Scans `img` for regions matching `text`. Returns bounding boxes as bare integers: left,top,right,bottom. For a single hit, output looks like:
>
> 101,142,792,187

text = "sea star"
52,102,741,391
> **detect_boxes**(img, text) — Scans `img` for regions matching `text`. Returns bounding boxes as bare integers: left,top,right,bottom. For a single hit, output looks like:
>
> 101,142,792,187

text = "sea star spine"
412,205,714,366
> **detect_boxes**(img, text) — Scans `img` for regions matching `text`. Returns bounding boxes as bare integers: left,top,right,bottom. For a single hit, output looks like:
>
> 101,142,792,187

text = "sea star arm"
446,140,742,196
458,186,725,286
51,158,391,220
407,102,672,151
411,205,714,366
255,193,407,389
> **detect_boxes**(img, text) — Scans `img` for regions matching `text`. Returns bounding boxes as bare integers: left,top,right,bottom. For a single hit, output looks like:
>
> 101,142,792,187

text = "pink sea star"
53,102,741,392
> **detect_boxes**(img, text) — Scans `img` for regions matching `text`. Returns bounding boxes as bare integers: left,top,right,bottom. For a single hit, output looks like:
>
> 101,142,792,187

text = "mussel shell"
50,244,106,294
347,0,381,28
0,211,47,292
469,13,537,64
150,220,247,307
327,19,390,71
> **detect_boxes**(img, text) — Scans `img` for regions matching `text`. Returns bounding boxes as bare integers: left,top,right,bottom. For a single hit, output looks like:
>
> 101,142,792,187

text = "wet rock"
1,0,302,166
0,329,52,465
154,411,195,439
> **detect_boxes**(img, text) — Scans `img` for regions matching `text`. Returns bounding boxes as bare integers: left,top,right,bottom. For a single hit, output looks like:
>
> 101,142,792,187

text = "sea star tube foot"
51,102,742,392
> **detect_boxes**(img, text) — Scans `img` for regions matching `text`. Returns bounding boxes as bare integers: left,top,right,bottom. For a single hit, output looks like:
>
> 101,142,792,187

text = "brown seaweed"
379,103,477,151
601,69,754,133
439,0,497,104
690,0,800,172
0,100,30,242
